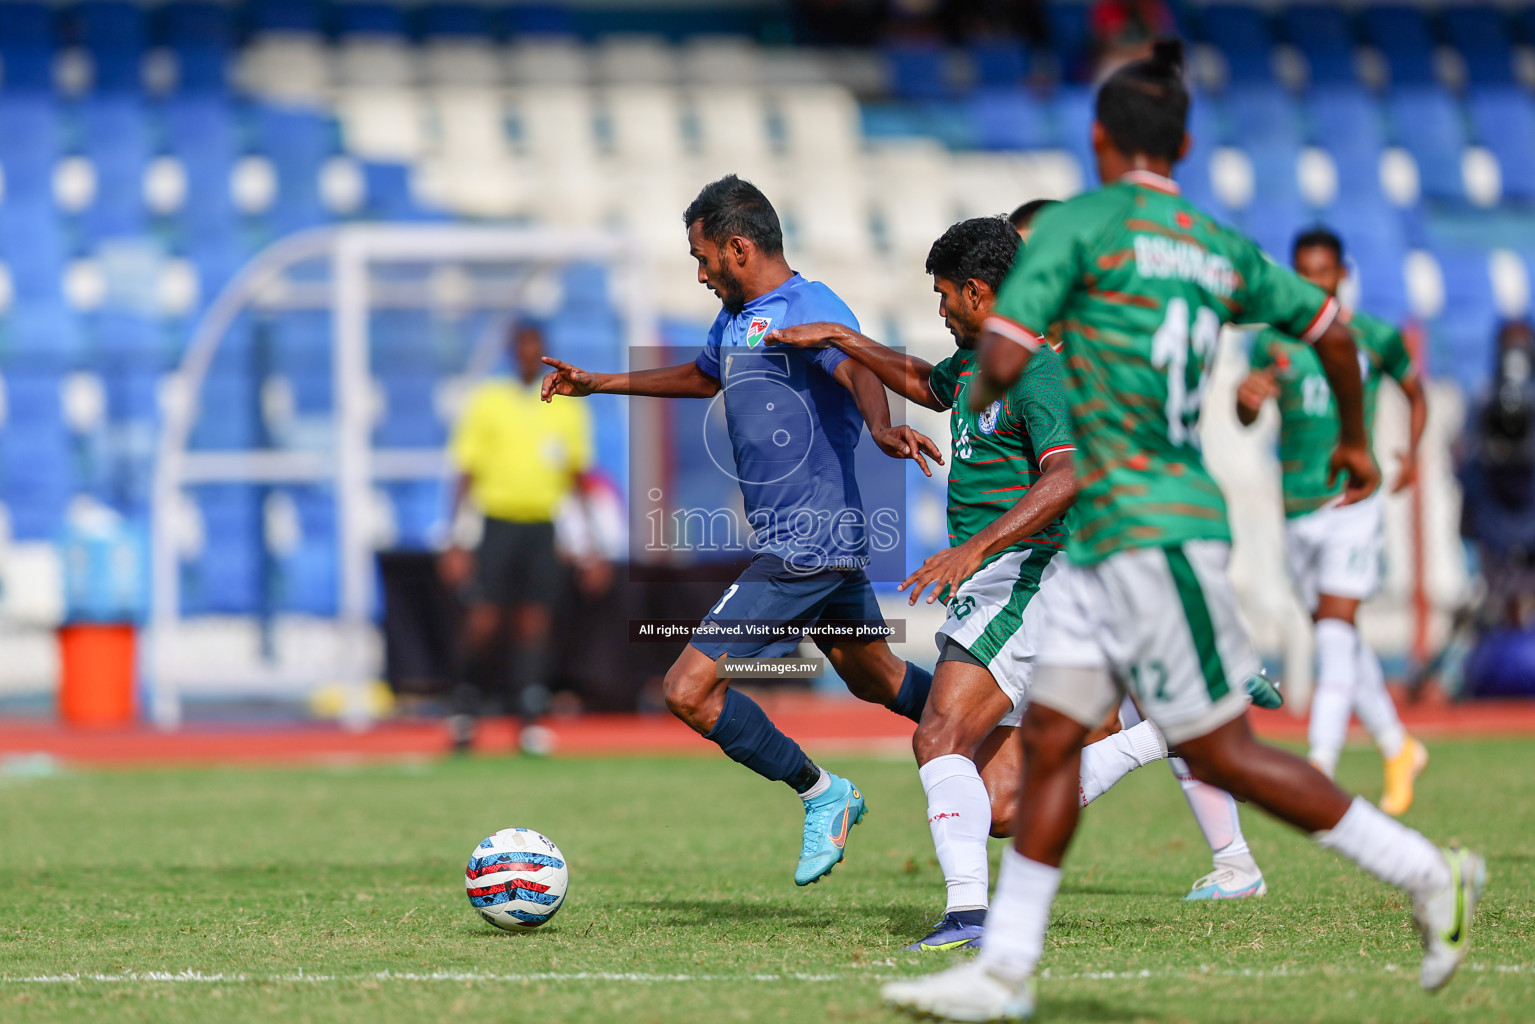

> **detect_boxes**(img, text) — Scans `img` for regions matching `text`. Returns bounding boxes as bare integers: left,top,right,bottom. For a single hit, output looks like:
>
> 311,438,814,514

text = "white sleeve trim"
1301,297,1341,346
984,315,1044,352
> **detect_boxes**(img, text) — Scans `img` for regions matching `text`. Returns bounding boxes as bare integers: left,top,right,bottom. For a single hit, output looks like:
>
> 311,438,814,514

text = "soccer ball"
465,828,569,930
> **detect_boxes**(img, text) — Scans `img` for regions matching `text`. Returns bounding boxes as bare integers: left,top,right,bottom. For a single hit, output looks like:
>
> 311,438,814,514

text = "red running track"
2,694,1535,767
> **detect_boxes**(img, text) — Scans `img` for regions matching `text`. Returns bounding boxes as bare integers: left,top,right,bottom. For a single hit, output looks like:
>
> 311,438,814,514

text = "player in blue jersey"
541,175,942,886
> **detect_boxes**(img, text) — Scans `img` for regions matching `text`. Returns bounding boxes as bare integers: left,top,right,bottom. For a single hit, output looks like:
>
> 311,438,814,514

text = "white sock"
1079,721,1166,806
1316,796,1450,900
918,754,992,912
799,769,831,801
975,848,1060,982
1352,641,1406,758
1308,618,1357,776
1170,756,1251,862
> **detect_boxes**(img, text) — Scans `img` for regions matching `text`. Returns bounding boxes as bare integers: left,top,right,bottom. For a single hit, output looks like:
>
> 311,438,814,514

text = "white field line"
1,964,1530,985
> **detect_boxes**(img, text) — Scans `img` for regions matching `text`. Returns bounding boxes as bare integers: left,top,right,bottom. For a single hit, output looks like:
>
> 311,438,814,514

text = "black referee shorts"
470,518,562,607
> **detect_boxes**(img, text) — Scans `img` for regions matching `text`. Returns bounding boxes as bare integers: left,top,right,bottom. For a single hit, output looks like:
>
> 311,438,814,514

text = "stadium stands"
0,0,1527,622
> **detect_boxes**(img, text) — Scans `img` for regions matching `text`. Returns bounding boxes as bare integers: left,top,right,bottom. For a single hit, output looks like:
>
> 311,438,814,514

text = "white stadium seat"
336,88,427,162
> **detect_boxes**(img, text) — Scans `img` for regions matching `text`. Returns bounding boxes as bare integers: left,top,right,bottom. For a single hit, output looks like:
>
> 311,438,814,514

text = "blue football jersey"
694,273,869,568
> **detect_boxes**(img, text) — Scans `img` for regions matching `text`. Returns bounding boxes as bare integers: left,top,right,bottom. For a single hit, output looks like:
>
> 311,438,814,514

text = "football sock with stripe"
705,688,816,790
1308,617,1357,776
975,849,1059,982
889,661,934,723
1351,637,1406,758
1315,796,1450,900
919,754,992,912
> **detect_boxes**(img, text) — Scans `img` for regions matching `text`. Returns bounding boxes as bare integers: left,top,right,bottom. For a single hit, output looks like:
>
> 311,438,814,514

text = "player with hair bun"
882,39,1485,1022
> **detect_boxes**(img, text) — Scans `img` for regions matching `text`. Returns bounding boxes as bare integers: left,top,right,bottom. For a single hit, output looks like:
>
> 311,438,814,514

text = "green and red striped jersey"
1249,308,1413,518
989,171,1340,565
928,343,1075,565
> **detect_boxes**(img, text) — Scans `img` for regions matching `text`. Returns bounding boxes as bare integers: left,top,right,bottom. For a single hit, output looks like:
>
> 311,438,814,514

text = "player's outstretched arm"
1234,370,1279,426
900,451,1076,605
971,319,1038,413
1312,321,1381,503
767,322,944,410
832,359,943,477
540,356,720,401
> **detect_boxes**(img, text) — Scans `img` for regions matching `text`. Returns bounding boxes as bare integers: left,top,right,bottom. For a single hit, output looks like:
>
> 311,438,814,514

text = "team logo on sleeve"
978,400,1002,434
746,316,773,348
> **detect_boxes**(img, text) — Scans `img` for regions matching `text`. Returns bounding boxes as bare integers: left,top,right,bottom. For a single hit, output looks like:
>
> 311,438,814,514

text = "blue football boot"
904,911,987,952
794,773,867,886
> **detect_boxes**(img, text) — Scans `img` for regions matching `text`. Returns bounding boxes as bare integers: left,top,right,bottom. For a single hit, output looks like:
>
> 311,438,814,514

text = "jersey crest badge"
978,400,1002,435
746,316,773,348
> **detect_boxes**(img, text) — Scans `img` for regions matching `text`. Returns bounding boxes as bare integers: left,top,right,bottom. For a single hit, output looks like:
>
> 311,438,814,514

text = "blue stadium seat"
334,2,406,36
1278,5,1356,85
0,207,67,303
1199,5,1276,84
419,3,490,37
1328,199,1410,323
966,89,1053,150
0,304,85,371
1360,5,1437,86
369,310,436,373
1441,8,1515,86
1431,247,1498,393
385,480,445,550
74,0,147,92
104,368,162,425
969,41,1028,88
181,483,262,615
1175,95,1229,217
361,162,433,221
1242,198,1309,261
189,372,260,449
266,312,331,377
250,105,334,235
374,373,444,447
1044,3,1092,82
1385,87,1469,202
273,488,336,615
0,96,63,201
1466,88,1535,201
247,0,323,34
0,2,54,91
93,314,169,366
162,1,234,93
163,96,241,238
76,97,152,238
885,43,952,101
1049,87,1096,183
1221,84,1303,149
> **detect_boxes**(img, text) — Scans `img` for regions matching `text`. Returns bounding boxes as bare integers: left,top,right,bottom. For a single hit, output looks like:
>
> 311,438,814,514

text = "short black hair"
1095,38,1189,163
925,217,1022,293
1008,199,1058,230
1293,226,1344,263
682,175,783,256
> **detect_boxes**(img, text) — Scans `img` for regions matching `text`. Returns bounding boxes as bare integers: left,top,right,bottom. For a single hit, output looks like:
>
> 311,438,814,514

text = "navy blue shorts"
690,553,886,659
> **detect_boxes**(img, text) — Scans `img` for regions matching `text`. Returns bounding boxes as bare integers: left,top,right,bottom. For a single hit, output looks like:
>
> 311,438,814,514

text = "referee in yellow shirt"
440,322,594,753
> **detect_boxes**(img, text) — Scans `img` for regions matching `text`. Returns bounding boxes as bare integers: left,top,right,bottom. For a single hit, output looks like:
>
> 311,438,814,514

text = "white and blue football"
465,828,569,930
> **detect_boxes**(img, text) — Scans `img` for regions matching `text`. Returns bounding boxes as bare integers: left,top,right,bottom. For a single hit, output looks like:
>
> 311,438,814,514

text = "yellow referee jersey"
448,379,593,523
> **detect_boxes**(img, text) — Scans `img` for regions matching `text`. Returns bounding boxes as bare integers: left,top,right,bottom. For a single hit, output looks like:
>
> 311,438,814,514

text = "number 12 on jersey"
1151,297,1221,446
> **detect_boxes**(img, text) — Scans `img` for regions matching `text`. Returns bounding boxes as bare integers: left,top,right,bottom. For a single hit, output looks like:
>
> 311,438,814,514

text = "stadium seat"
0,1,54,92
966,89,1053,151
384,479,445,549
1278,5,1356,86
1384,87,1469,202
1360,5,1438,86
0,96,63,202
1441,8,1516,86
76,96,152,239
1221,85,1303,149
247,0,323,34
1048,87,1096,181
1466,89,1535,201
374,373,445,448
250,104,336,234
189,372,261,449
969,41,1028,88
1431,247,1499,392
1198,5,1276,84
333,2,406,37
1044,3,1092,81
73,0,148,93
885,42,953,101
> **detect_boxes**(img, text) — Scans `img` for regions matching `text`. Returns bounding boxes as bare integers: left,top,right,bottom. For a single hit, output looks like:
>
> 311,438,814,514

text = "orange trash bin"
58,624,137,726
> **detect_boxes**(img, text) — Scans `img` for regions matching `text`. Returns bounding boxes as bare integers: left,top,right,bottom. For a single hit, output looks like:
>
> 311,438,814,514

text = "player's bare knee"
987,784,1017,838
913,713,980,765
1019,709,1084,772
662,661,717,725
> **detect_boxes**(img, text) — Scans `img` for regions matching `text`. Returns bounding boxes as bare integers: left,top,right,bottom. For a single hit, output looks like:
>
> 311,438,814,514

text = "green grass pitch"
3,737,1533,1023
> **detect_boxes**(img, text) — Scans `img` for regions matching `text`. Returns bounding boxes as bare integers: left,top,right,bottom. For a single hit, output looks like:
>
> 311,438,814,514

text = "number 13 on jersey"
1151,297,1221,447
